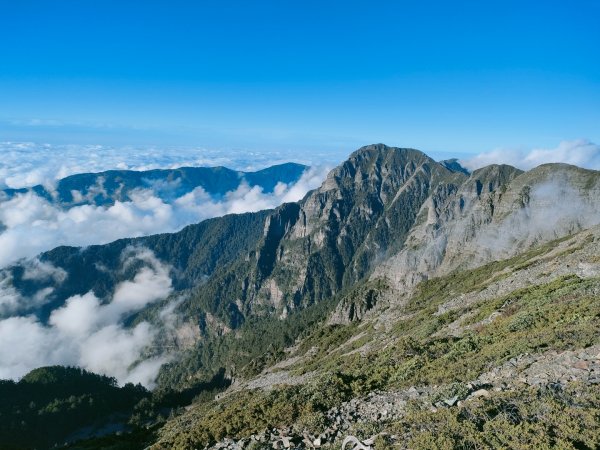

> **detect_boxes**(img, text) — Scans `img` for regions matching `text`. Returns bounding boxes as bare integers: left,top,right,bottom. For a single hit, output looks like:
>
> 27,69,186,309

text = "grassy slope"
153,230,600,449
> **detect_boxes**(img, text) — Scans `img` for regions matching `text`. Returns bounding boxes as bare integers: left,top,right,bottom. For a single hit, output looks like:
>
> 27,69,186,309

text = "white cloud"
0,273,23,315
22,258,67,283
462,139,600,171
0,166,330,268
0,247,173,387
472,177,600,258
0,141,323,190
0,259,66,316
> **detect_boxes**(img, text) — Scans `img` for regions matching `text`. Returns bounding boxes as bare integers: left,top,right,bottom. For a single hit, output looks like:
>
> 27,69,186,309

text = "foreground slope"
154,225,600,449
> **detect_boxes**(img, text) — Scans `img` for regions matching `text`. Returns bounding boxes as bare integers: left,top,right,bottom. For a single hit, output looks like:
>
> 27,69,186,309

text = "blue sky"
0,0,598,157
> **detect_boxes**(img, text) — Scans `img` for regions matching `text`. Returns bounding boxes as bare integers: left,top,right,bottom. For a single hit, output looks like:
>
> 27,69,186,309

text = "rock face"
153,145,468,326
477,344,600,387
198,145,466,319
274,145,461,293
374,162,600,294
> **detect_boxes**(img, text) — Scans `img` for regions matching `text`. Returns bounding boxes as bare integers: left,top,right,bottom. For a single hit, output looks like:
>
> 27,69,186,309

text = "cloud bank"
0,247,172,387
0,166,330,268
462,139,600,171
0,141,335,190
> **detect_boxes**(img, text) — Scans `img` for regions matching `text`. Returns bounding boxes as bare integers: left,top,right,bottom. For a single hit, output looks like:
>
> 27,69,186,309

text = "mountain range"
0,162,308,208
1,144,599,449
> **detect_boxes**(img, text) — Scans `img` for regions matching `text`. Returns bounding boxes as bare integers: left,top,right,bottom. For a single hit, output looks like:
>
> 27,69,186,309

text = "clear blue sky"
0,0,598,156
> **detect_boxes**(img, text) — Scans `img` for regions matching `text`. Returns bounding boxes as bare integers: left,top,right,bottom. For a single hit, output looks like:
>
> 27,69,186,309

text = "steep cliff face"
373,162,600,294
191,145,466,320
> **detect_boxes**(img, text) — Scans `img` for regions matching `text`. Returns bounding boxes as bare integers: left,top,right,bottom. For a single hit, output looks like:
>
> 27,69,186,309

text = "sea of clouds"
0,144,334,386
1,139,599,268
0,142,331,267
0,142,326,190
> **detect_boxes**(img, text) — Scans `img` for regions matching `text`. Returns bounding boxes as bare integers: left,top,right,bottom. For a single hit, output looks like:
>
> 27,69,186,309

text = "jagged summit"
320,144,439,189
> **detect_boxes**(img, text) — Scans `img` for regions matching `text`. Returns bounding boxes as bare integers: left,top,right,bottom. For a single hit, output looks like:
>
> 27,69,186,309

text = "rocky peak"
324,144,436,191
440,158,470,175
468,164,523,197
245,145,467,315
304,144,458,214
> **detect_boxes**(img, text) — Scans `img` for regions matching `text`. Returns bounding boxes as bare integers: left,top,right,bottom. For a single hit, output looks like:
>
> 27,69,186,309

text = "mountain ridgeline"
0,162,308,207
3,144,600,449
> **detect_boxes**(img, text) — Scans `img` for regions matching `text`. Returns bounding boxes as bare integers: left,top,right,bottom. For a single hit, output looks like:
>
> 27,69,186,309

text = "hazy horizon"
1,1,598,155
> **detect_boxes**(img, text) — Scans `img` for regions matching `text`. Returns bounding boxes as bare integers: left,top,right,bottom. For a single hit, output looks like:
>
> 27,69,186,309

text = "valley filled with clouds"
0,142,326,189
1,140,599,269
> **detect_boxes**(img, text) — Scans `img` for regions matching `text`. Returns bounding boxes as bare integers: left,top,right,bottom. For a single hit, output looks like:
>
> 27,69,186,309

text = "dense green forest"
0,367,150,449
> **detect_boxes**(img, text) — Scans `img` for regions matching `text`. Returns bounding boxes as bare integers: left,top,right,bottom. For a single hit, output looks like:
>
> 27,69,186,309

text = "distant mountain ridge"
0,162,308,207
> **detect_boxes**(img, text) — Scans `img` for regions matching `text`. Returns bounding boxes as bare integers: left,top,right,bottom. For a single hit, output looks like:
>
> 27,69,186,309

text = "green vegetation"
157,282,346,389
155,373,356,449
295,274,599,396
0,366,149,450
395,384,600,449
155,262,600,448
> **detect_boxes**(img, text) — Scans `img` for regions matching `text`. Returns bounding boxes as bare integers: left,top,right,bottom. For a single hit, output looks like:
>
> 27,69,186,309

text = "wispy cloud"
0,247,172,387
0,259,67,316
461,139,600,171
